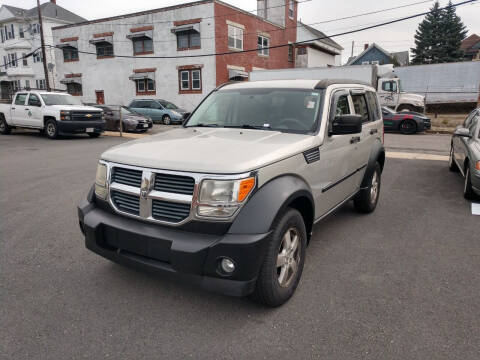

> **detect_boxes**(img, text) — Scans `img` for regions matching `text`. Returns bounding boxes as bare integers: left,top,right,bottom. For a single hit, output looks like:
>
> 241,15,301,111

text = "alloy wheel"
46,123,56,137
276,227,301,288
370,171,379,204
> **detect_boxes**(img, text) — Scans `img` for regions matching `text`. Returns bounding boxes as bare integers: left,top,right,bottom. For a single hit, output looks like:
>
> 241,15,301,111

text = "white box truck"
250,64,426,113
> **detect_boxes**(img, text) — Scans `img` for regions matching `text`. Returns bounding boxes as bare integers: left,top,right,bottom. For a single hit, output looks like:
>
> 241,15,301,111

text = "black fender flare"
228,175,314,237
360,139,385,188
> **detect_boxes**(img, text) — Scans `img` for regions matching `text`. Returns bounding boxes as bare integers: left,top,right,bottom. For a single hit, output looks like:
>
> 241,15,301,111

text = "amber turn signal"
476,161,480,171
238,177,255,202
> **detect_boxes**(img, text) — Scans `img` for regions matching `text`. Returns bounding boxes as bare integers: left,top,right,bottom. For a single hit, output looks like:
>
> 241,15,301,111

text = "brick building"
52,0,298,111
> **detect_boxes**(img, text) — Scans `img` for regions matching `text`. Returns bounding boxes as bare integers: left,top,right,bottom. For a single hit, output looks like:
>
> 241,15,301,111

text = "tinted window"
351,94,370,123
14,93,28,105
382,81,397,92
131,101,149,108
366,91,381,121
334,95,350,117
28,94,41,106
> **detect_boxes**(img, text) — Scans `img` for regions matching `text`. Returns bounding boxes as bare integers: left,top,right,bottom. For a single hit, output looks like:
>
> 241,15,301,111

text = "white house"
295,22,343,68
0,1,86,99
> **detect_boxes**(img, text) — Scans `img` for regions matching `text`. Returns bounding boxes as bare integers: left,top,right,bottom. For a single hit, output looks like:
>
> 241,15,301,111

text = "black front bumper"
58,120,105,134
78,196,270,297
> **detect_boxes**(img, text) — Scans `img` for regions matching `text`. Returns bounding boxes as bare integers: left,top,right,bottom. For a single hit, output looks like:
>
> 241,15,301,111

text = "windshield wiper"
223,124,271,130
185,123,220,128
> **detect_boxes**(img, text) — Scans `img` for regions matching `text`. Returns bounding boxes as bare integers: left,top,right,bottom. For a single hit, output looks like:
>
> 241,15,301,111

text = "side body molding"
228,175,314,235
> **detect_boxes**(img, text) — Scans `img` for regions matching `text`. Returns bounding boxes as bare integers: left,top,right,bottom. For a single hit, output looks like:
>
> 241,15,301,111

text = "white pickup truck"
0,91,105,139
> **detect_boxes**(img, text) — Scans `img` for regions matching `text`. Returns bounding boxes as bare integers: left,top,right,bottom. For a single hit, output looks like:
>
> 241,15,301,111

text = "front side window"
351,94,370,123
15,93,27,105
228,25,243,50
185,89,322,133
132,37,153,55
28,93,40,106
95,42,114,57
334,95,351,117
177,30,200,50
63,46,78,61
366,91,381,121
257,35,269,56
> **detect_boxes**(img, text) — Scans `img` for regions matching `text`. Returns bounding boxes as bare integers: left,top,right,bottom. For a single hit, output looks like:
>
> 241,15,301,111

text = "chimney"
364,43,369,50
50,0,56,3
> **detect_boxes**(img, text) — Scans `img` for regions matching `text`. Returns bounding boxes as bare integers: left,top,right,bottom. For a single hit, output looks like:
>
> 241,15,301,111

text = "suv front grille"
154,174,195,195
111,190,140,215
71,111,102,121
112,167,143,187
152,200,191,222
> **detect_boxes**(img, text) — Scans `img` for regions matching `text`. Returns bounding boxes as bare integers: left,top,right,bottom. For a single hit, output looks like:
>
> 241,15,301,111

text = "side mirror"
331,115,363,135
454,128,471,138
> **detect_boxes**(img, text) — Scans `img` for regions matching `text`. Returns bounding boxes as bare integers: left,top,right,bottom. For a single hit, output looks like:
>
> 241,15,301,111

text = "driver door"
378,80,398,108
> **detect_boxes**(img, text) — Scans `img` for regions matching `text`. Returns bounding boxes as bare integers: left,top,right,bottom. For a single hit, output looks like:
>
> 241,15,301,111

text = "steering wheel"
277,117,309,130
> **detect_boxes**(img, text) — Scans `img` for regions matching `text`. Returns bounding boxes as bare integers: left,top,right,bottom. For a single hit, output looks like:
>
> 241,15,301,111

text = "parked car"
78,79,385,307
128,99,187,125
0,91,104,139
449,108,480,199
92,105,152,132
381,106,431,134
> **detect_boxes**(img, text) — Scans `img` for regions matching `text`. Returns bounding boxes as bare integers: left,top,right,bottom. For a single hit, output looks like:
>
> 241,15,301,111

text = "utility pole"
37,0,51,92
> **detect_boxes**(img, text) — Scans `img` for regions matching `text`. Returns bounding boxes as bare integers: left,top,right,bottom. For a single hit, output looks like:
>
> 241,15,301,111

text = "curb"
102,131,149,139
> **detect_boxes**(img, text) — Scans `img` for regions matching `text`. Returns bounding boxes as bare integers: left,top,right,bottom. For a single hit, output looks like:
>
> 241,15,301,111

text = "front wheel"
400,120,417,135
0,116,11,135
354,162,381,213
251,208,307,307
45,119,58,139
163,115,171,125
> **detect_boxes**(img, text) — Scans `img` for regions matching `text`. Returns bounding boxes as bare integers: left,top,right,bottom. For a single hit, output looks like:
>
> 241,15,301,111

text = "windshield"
120,106,134,115
159,100,178,110
40,94,83,106
185,88,322,133
382,107,395,114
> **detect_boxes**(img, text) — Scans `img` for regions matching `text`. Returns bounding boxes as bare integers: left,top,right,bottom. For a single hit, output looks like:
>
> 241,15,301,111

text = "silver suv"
78,79,385,307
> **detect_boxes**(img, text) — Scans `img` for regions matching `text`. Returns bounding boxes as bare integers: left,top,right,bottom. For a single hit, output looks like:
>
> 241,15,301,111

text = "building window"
0,28,4,43
22,53,28,66
31,24,40,35
33,51,42,63
179,69,202,92
63,46,78,62
288,0,295,19
7,53,18,67
228,25,243,50
25,80,30,90
5,24,14,40
12,80,21,91
136,78,155,94
132,37,153,55
19,25,24,38
257,35,269,56
95,41,114,57
362,61,370,65
297,47,307,55
176,30,200,50
67,82,82,96
288,44,294,62
371,60,379,65
36,79,46,90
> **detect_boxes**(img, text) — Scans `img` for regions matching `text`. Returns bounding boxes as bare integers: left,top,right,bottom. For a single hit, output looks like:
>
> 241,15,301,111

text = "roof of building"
298,22,343,51
346,43,393,65
461,34,480,51
1,2,86,24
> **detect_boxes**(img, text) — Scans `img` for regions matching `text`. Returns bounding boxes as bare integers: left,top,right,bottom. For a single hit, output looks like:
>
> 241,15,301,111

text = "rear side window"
351,94,370,123
366,91,381,121
14,93,28,105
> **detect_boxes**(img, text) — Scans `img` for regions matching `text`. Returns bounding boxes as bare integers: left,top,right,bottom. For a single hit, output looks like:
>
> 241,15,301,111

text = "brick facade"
214,1,297,86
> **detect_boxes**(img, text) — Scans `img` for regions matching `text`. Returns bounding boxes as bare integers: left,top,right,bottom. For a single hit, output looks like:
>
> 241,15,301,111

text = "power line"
0,47,41,69
46,0,477,60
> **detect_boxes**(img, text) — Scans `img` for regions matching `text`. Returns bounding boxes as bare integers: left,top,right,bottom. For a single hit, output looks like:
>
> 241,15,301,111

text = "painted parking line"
386,151,449,162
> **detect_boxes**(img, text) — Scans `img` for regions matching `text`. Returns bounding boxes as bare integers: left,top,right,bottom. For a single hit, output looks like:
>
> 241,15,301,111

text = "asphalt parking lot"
1,130,479,359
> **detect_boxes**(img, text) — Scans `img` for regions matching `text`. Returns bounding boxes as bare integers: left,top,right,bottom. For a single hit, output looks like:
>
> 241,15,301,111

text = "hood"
101,127,317,174
47,105,102,112
399,93,425,106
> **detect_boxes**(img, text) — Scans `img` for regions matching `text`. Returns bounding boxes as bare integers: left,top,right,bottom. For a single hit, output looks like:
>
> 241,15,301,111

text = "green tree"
411,1,467,64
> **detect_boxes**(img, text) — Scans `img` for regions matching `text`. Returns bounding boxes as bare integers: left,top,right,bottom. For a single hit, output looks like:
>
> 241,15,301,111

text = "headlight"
60,110,71,120
197,177,255,218
171,111,181,117
94,162,108,200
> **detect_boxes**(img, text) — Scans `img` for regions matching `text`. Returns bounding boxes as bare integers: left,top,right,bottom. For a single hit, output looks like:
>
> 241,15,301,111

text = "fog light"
220,258,235,274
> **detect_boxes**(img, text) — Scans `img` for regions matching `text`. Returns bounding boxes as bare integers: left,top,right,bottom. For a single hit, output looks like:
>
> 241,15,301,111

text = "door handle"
11,107,15,109
350,136,361,144
25,108,29,110
370,129,378,135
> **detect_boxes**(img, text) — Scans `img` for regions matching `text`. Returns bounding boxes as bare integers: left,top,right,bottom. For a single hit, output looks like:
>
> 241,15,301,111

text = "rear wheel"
354,162,381,213
464,166,476,200
0,116,11,135
163,115,171,125
400,120,417,135
251,208,306,307
45,119,58,139
449,146,459,172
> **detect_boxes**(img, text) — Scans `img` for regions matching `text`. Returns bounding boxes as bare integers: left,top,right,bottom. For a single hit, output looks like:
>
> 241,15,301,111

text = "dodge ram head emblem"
140,178,150,199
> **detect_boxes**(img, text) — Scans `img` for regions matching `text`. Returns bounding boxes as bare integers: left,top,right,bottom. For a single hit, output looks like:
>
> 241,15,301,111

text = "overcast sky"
5,0,480,62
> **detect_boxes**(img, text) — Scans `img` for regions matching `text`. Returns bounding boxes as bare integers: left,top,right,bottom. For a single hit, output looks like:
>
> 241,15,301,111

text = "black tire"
400,119,417,135
354,162,381,214
0,116,11,135
163,115,171,125
88,132,101,138
251,208,307,307
449,146,459,172
45,119,58,139
464,166,476,200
